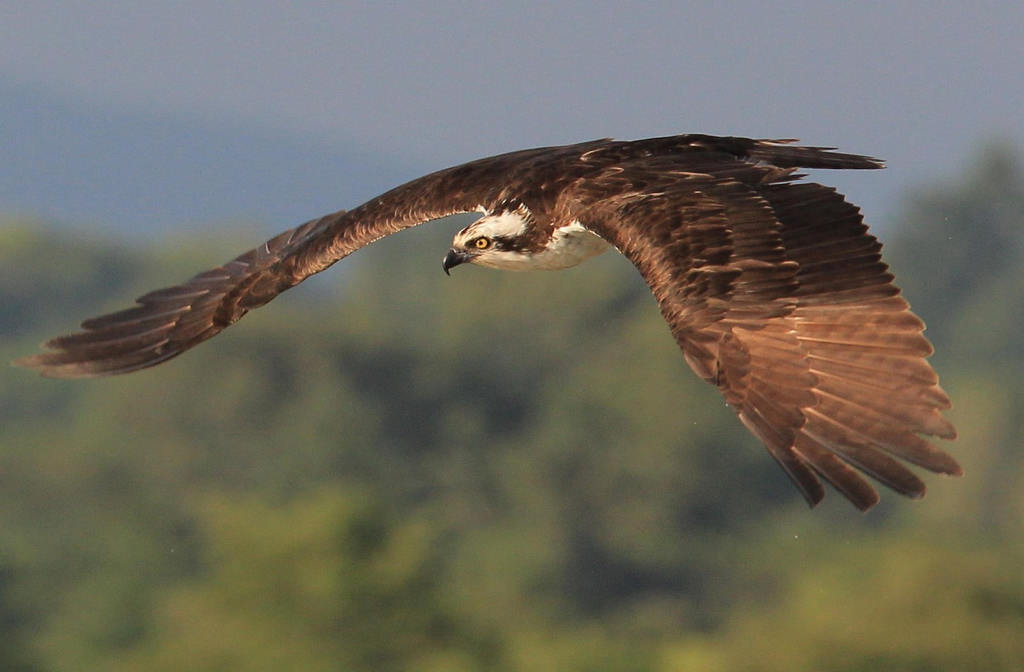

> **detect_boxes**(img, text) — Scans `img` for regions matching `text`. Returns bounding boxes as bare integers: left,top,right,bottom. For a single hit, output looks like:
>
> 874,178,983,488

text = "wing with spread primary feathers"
582,151,959,510
14,143,582,378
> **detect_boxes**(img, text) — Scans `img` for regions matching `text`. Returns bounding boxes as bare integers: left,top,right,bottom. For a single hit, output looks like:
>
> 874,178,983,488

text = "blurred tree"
885,144,1024,534
659,537,1024,672
887,143,1024,361
103,488,500,672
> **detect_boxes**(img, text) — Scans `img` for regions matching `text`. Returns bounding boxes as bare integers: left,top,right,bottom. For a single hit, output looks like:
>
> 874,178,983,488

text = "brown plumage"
14,134,959,510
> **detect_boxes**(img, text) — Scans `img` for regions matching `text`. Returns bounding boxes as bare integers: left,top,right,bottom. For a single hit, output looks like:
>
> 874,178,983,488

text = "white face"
449,211,609,272
451,209,530,249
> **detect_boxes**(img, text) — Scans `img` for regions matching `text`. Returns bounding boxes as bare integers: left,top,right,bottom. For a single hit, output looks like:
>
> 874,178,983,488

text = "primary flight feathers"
15,134,959,510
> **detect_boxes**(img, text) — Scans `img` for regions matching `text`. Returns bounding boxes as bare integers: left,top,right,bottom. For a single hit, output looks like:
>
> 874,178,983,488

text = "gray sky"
3,1,1024,223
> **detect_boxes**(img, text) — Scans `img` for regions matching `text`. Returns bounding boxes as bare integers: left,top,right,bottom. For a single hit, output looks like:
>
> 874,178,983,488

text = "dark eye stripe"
492,236,530,253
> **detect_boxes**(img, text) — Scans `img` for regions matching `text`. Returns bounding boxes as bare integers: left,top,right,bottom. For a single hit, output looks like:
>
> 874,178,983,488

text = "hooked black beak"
442,249,469,276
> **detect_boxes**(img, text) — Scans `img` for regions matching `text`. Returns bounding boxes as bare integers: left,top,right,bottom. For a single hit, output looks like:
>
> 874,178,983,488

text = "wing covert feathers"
15,134,956,510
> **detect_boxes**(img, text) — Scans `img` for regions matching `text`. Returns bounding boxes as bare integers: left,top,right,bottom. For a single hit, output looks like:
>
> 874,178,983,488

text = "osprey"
15,134,960,510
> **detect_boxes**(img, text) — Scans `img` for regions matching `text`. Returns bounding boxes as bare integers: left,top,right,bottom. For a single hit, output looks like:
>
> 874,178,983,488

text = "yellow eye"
474,237,490,249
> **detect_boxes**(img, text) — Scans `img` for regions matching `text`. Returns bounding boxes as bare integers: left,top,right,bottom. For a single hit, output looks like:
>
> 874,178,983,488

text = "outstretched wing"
583,152,959,510
12,135,898,379
15,212,346,377
14,143,579,378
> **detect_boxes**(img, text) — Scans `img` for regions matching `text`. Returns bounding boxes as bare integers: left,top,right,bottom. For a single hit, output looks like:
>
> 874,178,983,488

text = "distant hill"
0,79,418,236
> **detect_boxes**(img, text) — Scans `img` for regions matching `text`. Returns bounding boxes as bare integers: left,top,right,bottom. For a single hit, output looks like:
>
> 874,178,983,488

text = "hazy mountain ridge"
1,78,417,236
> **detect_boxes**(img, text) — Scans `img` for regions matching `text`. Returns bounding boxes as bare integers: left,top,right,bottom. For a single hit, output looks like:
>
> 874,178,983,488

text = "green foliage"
661,538,1024,672
104,488,499,672
2,143,1023,670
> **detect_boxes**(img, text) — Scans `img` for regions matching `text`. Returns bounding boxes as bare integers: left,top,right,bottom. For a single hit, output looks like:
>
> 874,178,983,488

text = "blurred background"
2,3,1023,670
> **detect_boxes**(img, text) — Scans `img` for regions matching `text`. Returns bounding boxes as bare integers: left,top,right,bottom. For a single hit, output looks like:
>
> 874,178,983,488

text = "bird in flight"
15,134,959,510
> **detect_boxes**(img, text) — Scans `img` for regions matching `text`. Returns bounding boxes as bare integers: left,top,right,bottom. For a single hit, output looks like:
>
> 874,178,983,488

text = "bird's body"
15,134,960,510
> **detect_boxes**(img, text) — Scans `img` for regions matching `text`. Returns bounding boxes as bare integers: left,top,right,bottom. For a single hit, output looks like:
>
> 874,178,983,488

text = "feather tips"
585,153,958,510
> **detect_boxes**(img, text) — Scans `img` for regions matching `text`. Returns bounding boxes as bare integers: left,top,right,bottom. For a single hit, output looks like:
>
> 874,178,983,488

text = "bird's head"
442,208,534,274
